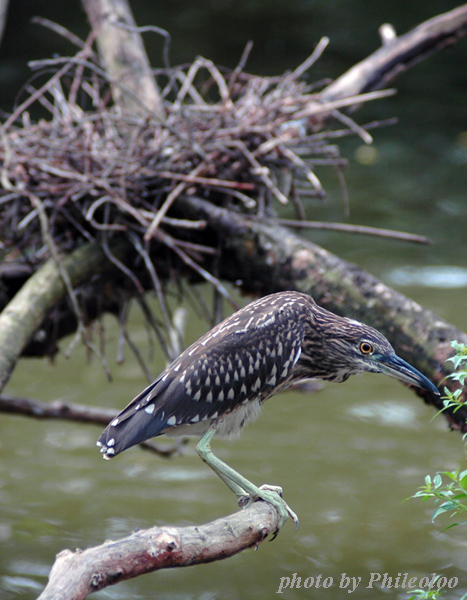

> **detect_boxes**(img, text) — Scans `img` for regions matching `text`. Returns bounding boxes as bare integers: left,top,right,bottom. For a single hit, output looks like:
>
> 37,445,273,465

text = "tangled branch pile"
0,37,386,364
0,40,382,257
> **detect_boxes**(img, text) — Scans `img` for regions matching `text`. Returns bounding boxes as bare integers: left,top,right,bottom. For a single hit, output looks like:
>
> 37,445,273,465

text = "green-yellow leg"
196,429,299,536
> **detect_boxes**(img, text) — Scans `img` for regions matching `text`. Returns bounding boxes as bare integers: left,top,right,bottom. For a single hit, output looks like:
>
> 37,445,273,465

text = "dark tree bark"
177,196,467,427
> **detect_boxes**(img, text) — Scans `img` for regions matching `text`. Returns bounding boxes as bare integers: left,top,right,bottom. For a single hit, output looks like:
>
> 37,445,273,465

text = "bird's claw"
259,483,283,497
237,494,250,507
237,483,299,539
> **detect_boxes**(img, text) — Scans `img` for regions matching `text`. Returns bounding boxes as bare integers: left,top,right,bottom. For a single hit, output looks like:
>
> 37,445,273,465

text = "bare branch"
0,395,177,457
0,240,130,392
274,218,432,245
321,4,467,103
37,501,280,600
0,0,9,48
177,195,467,429
81,0,165,119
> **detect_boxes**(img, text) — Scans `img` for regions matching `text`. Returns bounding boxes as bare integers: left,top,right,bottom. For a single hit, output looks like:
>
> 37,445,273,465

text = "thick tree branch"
37,501,280,600
321,3,467,103
0,240,131,392
0,0,9,47
81,0,165,119
177,195,467,428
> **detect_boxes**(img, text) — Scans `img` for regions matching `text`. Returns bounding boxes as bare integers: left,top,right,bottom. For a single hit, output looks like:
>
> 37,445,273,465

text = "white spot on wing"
167,415,177,426
145,404,155,414
292,347,302,366
256,314,275,329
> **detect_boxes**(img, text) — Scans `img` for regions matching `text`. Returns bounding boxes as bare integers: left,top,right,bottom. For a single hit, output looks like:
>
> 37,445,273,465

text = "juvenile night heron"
97,291,438,532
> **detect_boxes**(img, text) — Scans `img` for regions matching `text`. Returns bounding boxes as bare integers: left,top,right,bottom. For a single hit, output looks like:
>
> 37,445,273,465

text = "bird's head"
302,308,439,395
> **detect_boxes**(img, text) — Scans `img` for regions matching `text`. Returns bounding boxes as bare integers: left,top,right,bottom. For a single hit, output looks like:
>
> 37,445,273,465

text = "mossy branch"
0,240,130,392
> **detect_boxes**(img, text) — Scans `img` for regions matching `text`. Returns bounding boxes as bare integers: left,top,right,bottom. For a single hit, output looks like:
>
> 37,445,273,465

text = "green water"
2,290,467,599
1,2,467,599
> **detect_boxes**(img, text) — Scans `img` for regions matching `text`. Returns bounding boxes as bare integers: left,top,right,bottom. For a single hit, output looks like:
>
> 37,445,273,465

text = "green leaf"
459,471,467,487
432,501,458,521
440,470,458,482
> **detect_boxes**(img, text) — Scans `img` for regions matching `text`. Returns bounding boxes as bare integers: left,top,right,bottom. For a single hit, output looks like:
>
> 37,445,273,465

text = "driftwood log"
36,501,280,600
0,1,466,598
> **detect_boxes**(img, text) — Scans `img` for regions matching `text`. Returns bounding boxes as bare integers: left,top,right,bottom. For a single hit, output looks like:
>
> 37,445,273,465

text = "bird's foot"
259,483,284,496
237,483,299,539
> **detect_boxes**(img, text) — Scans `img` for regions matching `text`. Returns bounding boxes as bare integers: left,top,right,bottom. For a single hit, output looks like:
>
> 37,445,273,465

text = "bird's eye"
359,342,373,354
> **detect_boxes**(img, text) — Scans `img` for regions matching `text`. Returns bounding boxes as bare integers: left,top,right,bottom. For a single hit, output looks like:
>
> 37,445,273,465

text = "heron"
97,291,439,534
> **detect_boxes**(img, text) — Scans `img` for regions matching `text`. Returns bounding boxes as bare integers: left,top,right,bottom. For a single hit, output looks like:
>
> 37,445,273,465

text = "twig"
228,140,289,205
117,301,153,381
330,108,373,144
282,37,330,83
144,164,207,242
157,171,255,191
110,21,172,70
0,394,178,457
130,233,179,361
157,229,239,309
27,192,112,377
264,218,432,244
2,62,73,130
31,17,96,54
295,88,397,120
227,40,254,93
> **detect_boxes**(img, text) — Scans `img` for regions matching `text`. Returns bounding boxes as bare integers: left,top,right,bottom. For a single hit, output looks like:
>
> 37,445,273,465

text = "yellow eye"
360,342,373,354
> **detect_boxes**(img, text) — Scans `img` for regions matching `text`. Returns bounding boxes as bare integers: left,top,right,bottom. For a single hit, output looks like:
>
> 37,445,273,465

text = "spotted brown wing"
97,293,308,457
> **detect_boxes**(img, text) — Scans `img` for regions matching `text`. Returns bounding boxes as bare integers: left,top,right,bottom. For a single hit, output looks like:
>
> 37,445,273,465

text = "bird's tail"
97,377,170,459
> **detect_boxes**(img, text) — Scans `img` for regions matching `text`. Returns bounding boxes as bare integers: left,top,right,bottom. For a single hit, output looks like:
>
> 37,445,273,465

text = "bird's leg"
196,429,299,535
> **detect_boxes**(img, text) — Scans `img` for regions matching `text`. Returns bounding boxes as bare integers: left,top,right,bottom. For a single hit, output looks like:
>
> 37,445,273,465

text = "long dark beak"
376,353,439,395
